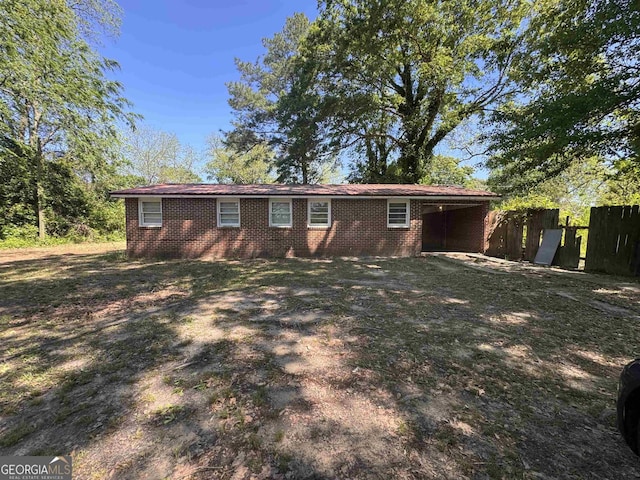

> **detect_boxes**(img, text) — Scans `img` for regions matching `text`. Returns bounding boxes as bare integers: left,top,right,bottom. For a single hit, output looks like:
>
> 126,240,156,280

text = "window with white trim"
139,198,162,227
387,199,409,228
270,199,292,227
308,200,331,227
217,199,240,227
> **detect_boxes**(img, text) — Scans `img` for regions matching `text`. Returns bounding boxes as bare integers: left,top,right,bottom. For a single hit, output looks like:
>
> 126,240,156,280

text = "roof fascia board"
110,193,498,201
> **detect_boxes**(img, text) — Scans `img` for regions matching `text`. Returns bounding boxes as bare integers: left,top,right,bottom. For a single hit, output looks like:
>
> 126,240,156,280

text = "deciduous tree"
0,0,136,238
306,0,528,183
122,126,201,184
487,0,640,193
205,135,275,184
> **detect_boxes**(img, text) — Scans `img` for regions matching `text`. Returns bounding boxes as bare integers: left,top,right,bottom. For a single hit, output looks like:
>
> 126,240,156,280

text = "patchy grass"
0,243,639,479
0,236,125,249
150,404,190,425
0,422,37,448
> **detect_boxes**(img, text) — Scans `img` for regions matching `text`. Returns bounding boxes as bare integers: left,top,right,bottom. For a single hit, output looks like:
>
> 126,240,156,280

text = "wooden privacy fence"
487,209,570,265
524,209,560,262
486,205,640,276
585,205,640,276
485,211,524,260
555,226,583,270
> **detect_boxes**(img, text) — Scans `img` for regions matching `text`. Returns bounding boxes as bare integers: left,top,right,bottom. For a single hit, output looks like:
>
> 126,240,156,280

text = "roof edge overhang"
110,193,499,201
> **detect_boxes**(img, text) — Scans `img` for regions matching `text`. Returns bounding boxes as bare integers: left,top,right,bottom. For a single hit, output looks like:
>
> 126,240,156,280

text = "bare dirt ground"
1,243,639,479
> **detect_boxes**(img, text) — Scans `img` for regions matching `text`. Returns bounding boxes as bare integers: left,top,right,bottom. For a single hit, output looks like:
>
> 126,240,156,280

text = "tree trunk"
35,139,46,239
398,139,422,184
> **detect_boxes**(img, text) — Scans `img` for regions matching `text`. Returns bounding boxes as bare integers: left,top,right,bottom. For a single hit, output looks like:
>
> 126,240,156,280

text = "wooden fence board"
585,205,640,276
486,211,524,260
485,204,639,276
524,209,559,261
556,227,581,269
585,207,602,272
632,205,640,275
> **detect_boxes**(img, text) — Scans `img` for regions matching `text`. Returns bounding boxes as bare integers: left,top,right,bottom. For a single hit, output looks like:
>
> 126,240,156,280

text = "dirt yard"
1,243,639,479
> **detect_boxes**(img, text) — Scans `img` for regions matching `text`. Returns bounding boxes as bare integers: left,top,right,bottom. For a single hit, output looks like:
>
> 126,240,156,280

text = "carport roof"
110,183,500,199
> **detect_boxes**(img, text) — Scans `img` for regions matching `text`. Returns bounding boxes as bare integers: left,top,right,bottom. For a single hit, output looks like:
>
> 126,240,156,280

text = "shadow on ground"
1,245,639,479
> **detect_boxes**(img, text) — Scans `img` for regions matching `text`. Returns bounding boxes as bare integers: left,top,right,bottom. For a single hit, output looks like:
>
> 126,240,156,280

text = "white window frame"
269,198,292,228
387,199,410,228
138,198,162,228
217,198,241,227
307,199,331,228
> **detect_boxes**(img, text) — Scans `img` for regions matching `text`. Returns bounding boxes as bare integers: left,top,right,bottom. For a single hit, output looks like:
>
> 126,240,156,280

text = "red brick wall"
421,203,489,253
444,205,488,252
422,211,446,250
125,197,423,258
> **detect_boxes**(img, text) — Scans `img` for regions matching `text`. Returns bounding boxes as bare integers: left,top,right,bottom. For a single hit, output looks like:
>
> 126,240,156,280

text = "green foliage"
85,195,125,234
0,0,137,239
205,136,275,184
157,166,201,184
305,0,528,183
0,153,133,246
43,160,92,236
421,156,478,187
69,0,123,41
496,160,597,223
0,227,124,249
598,168,640,207
350,152,482,187
0,138,36,232
487,0,640,192
0,152,134,241
495,157,640,226
499,194,560,212
226,13,338,183
122,126,202,184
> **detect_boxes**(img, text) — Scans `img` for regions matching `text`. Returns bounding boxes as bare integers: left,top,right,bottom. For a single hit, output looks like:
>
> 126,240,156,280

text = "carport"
421,203,487,252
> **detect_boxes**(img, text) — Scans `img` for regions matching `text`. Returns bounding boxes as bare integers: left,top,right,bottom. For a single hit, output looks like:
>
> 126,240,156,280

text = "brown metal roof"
110,183,499,198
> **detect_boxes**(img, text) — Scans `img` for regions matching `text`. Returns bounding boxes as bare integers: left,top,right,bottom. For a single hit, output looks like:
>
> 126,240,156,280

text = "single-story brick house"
110,184,499,258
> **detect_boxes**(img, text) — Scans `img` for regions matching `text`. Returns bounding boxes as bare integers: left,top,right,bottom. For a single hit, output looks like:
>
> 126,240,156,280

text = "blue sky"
100,0,486,179
101,0,319,152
